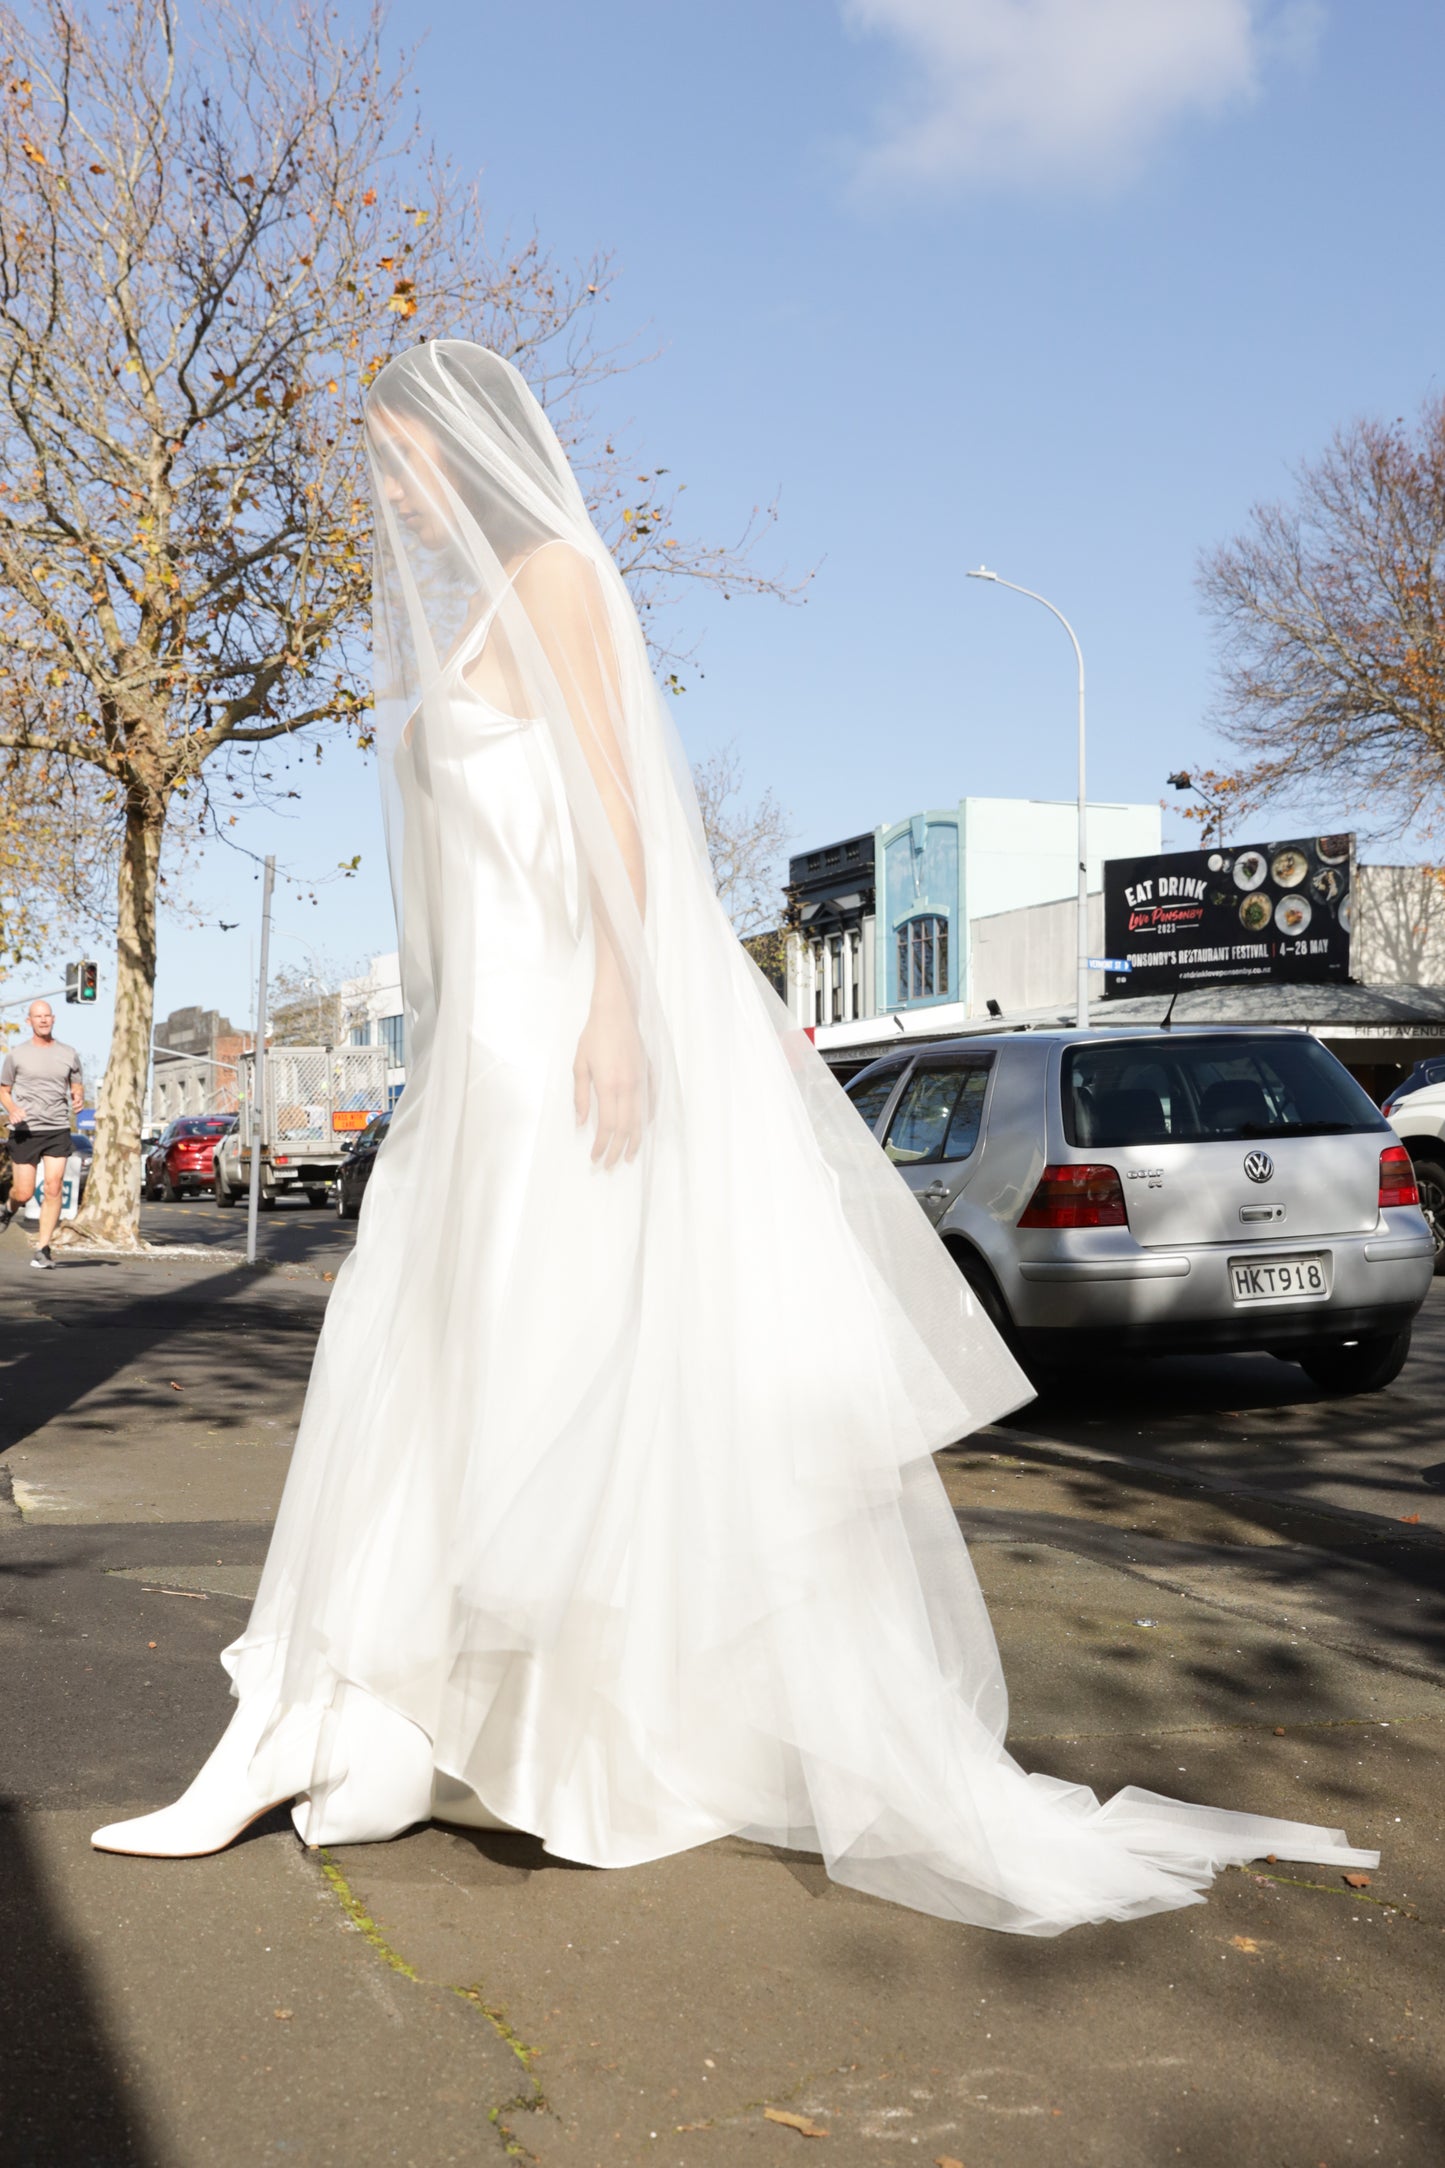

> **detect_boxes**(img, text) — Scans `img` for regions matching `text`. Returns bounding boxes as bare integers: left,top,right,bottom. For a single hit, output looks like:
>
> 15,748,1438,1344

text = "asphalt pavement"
1,1216,1442,2166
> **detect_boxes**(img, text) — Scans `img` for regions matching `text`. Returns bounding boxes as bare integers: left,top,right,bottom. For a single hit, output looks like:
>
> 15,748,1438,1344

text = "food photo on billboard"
1102,835,1354,999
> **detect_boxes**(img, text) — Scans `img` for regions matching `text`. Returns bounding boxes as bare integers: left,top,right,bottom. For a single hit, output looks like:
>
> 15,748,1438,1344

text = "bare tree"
268,962,345,1047
0,751,111,969
691,744,792,943
1196,393,1445,839
0,0,792,1246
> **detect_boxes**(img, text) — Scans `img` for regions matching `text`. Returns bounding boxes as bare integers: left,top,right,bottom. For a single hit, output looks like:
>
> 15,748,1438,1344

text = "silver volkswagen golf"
844,1027,1434,1393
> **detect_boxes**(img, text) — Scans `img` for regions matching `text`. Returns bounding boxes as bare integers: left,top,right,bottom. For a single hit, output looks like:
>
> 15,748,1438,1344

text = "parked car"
335,1111,390,1220
1382,1059,1445,1118
143,1115,235,1200
1386,1080,1445,1270
844,1027,1435,1394
212,1120,245,1208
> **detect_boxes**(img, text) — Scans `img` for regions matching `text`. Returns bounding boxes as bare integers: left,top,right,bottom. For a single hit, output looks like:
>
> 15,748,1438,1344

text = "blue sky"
24,0,1445,1069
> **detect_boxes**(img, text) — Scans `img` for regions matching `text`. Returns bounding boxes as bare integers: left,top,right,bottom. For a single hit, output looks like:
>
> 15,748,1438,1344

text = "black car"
1381,1060,1445,1117
335,1111,390,1220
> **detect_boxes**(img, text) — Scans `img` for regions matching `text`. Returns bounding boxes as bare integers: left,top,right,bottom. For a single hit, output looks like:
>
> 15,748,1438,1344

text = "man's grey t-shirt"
1,1039,82,1132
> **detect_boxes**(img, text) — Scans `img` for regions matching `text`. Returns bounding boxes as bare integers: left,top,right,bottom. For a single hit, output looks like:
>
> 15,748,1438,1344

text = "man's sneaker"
0,1203,22,1233
30,1246,54,1270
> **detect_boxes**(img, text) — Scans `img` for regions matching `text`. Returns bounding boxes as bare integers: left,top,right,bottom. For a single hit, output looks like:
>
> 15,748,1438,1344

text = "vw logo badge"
1244,1150,1274,1184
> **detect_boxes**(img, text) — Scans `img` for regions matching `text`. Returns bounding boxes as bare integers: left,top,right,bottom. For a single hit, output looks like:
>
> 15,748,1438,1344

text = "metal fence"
238,1044,389,1152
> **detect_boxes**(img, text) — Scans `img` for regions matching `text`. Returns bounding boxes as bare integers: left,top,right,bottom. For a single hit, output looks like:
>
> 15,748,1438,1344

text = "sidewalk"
1,1235,1441,2166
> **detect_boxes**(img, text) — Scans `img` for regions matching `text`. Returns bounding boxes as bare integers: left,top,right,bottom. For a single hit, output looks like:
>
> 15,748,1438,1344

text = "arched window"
896,915,948,1002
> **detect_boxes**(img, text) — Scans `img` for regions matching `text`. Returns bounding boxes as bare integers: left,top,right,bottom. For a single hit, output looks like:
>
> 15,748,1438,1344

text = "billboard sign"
1102,834,1353,999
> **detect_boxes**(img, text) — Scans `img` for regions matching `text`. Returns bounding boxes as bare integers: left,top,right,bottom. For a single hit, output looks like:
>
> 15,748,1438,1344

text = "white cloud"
843,0,1323,195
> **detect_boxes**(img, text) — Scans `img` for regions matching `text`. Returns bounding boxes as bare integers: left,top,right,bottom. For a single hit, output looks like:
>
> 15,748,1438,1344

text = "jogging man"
1,1001,84,1270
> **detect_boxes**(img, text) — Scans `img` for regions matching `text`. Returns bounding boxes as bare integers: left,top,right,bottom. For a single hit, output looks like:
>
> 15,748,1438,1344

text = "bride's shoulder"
513,538,607,629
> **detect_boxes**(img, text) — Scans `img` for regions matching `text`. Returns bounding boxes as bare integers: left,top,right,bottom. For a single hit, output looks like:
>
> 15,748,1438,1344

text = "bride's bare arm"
514,544,647,1169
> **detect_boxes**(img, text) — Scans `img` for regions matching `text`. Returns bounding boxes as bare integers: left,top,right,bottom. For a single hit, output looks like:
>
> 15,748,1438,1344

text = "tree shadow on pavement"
0,1798,159,2167
0,1256,321,1463
141,1194,355,1270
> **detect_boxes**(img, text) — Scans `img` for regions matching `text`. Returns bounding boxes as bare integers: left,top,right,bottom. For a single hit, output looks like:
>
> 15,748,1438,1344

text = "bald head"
28,1001,54,1040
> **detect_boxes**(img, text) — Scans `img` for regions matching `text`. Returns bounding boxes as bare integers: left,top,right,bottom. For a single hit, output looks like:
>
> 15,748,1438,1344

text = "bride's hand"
573,994,647,1168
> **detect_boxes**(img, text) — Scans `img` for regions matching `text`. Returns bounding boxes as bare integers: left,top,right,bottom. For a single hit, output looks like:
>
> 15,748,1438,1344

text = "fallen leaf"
169,1381,184,1391
1343,1872,1372,1889
1229,1935,1262,1953
147,1641,157,1650
1266,1853,1278,1864
1274,1726,1287,1736
764,2107,829,2138
936,2158,967,2168
1398,1513,1421,1525
272,2008,293,2021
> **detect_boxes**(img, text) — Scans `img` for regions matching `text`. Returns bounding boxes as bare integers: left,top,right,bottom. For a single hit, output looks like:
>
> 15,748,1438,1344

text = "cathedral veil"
218,342,1377,1933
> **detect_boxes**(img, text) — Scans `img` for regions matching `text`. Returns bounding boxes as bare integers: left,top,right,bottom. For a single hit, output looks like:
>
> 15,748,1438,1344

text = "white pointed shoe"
92,1698,290,1857
290,1687,434,1847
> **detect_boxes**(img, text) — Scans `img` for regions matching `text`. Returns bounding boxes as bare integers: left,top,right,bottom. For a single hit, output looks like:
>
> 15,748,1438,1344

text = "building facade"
787,796,1161,1031
339,952,407,1105
808,859,1445,1101
150,1005,252,1126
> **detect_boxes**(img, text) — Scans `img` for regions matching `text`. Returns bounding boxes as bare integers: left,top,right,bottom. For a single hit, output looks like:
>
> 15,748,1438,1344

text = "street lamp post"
968,567,1090,1029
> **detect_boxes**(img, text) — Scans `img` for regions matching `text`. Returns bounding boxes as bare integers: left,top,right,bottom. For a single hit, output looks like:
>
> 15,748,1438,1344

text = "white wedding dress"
96,345,1376,1930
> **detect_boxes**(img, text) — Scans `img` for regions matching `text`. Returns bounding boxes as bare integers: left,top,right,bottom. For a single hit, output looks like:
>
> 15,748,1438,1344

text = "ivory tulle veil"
209,342,1376,1931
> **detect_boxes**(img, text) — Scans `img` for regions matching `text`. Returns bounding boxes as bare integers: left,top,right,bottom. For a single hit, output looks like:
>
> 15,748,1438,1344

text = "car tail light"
275,1154,290,1166
1379,1145,1419,1209
1019,1163,1128,1229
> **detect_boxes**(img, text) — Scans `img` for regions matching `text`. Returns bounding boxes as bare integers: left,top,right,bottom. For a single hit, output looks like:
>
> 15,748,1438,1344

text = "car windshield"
172,1118,231,1138
1063,1034,1388,1147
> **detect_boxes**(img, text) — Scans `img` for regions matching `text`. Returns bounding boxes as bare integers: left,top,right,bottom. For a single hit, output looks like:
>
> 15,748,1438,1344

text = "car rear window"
1063,1035,1388,1147
173,1118,231,1137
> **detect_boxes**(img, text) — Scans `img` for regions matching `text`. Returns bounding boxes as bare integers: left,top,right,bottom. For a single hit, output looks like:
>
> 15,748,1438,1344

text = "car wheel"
337,1182,360,1221
1296,1328,1412,1395
945,1239,1022,1342
215,1175,236,1208
1408,1152,1445,1276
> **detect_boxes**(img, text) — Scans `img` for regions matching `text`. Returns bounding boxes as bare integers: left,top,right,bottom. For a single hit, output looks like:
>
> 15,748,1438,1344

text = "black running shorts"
8,1126,72,1167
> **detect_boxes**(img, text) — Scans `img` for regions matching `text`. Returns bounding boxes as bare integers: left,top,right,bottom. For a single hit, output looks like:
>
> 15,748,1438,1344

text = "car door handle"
922,1180,951,1203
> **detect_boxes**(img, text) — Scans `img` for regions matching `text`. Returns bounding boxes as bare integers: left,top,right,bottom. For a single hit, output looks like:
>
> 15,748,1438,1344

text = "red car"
143,1115,235,1200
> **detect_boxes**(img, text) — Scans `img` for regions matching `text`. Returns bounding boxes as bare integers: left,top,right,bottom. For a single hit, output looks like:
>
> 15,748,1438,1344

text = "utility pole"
245,855,275,1266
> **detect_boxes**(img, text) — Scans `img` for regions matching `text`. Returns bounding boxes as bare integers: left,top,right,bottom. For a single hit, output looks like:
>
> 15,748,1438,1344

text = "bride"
93,343,1376,1933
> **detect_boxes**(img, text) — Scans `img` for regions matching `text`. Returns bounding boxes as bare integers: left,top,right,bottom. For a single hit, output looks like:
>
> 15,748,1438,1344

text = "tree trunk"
72,792,166,1249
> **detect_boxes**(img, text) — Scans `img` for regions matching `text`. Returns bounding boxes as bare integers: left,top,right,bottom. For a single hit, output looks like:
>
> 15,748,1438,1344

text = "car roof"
847,1024,1317,1070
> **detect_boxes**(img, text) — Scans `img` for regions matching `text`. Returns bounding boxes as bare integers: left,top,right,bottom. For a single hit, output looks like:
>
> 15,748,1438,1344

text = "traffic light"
65,960,98,1004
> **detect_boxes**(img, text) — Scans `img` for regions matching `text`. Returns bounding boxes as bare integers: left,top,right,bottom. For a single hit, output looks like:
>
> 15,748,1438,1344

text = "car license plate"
1229,1253,1330,1304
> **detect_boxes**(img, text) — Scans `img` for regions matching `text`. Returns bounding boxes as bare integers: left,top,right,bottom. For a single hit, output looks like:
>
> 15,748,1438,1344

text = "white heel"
290,1686,434,1846
91,1699,290,1857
